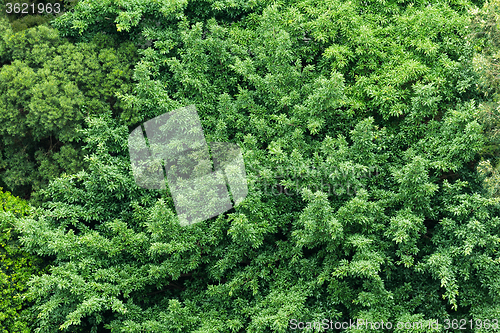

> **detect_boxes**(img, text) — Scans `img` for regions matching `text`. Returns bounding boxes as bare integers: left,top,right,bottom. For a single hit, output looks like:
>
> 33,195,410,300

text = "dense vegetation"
1,0,500,332
0,13,138,198
0,187,44,333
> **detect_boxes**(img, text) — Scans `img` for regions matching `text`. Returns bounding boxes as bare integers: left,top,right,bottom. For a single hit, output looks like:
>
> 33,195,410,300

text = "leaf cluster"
0,18,138,197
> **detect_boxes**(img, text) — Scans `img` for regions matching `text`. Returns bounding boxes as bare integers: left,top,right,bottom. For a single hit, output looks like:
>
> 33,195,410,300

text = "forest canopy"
1,0,500,332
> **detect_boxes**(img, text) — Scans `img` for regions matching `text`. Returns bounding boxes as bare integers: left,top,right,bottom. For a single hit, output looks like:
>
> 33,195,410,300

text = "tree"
12,0,500,332
0,188,45,333
0,18,138,198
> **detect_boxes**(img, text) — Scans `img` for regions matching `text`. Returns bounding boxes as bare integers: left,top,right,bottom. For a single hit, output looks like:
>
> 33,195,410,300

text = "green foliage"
0,188,44,333
6,0,500,332
470,0,500,197
0,20,138,197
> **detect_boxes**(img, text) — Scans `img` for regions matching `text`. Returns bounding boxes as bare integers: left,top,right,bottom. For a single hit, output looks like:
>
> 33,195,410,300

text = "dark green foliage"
0,188,44,333
0,18,138,198
470,0,500,197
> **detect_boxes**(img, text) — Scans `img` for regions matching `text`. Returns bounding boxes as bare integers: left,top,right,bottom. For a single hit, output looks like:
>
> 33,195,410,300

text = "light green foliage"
470,0,500,197
8,0,500,332
0,188,44,333
0,20,138,197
